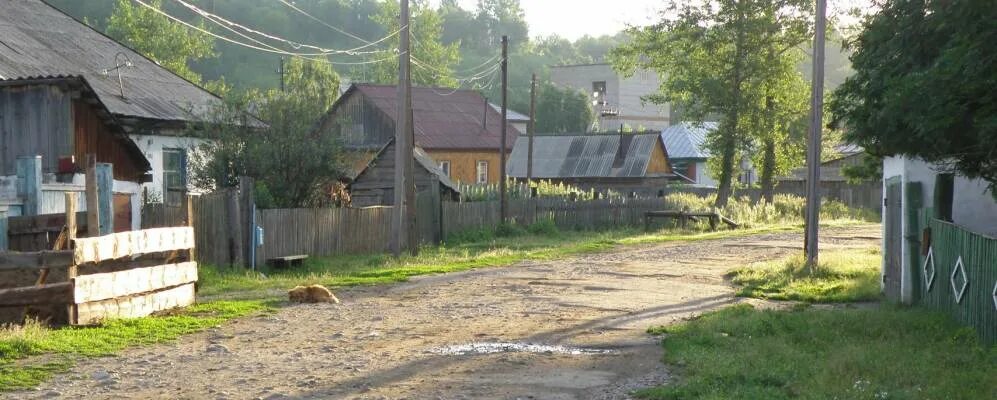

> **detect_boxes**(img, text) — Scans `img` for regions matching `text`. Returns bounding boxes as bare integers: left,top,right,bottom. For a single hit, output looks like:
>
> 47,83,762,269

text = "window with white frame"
476,160,488,184
438,160,451,177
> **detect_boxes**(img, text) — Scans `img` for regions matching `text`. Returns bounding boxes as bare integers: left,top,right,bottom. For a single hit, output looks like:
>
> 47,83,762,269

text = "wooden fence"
0,226,197,325
915,218,997,345
141,185,250,268
442,197,666,237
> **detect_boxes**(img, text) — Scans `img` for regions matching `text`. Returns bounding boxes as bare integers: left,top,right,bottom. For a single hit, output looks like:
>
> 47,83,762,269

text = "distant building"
506,132,688,194
316,84,520,185
549,63,674,131
0,0,239,207
660,122,717,187
490,102,530,135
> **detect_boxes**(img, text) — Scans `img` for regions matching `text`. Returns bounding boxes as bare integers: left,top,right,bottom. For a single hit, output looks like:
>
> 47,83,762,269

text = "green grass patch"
0,300,274,391
198,223,832,299
639,305,997,400
728,247,883,303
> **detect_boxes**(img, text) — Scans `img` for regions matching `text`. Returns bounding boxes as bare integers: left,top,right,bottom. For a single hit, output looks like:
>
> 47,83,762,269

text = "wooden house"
506,132,688,195
0,76,151,231
0,0,229,206
315,84,520,185
348,139,459,207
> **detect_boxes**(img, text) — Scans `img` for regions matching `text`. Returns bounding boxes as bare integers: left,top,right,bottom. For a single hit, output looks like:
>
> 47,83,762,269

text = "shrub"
527,219,560,236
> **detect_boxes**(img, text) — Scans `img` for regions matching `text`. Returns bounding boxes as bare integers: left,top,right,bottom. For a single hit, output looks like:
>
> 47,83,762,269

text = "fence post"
429,175,442,244
0,209,7,251
85,155,100,238
239,177,255,268
65,192,78,325
96,163,113,235
226,187,243,268
16,156,42,216
187,194,197,262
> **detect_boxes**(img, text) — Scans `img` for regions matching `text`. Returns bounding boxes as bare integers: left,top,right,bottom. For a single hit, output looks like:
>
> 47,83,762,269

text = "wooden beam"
75,282,196,325
96,163,113,235
72,227,195,264
85,154,99,237
0,250,75,270
0,282,73,306
65,192,79,325
186,194,197,262
73,262,198,303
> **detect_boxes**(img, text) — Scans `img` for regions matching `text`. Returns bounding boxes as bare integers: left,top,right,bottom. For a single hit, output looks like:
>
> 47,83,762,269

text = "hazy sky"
433,0,877,41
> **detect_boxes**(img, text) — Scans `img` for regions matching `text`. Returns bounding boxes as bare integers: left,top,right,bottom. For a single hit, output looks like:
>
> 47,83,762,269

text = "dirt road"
12,225,880,400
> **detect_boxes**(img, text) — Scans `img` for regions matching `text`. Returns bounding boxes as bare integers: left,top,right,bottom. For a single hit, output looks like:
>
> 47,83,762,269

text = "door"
884,177,903,300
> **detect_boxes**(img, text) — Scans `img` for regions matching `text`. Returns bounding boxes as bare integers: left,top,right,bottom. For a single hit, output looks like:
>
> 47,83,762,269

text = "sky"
433,0,878,41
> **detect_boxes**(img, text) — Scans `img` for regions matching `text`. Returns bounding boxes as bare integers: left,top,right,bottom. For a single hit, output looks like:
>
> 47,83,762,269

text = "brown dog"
288,285,340,304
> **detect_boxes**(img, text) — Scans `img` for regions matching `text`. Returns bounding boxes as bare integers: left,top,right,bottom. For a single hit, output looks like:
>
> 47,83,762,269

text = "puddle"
430,342,617,356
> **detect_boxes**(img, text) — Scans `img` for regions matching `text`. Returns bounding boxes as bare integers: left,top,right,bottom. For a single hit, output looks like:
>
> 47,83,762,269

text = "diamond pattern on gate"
923,247,936,291
950,256,968,304
992,280,997,311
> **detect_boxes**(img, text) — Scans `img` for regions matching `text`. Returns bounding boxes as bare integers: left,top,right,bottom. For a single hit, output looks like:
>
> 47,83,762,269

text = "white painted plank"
75,283,196,325
73,227,195,264
73,262,198,303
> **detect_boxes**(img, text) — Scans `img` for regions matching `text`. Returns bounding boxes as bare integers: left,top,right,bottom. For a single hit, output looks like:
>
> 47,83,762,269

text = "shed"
506,132,687,194
348,139,460,207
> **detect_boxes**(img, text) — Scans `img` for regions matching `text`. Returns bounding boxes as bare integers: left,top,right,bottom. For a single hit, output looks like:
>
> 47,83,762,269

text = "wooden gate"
884,177,903,300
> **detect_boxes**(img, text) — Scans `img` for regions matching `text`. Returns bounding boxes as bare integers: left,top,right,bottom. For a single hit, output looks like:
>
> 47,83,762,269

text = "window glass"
476,161,488,184
163,148,187,207
438,160,451,177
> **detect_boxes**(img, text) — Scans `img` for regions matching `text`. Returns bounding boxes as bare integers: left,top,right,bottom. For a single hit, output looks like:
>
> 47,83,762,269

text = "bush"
659,193,877,228
527,219,560,236
495,222,526,237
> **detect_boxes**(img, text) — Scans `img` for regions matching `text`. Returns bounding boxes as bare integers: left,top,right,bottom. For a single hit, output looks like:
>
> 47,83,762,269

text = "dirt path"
11,225,881,400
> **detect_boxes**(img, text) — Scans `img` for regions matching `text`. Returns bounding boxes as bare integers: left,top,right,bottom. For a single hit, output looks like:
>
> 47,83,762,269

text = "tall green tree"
535,81,595,133
106,0,216,85
612,0,813,206
190,58,345,208
368,0,460,87
831,0,997,188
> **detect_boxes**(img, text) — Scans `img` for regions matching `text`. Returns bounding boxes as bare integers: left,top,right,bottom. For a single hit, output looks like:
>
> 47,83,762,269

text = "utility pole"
527,73,536,182
499,35,509,224
277,56,285,92
391,0,412,257
804,0,827,268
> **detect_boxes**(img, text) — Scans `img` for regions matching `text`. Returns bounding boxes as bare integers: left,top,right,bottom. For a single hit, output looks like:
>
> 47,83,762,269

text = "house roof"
489,103,530,122
336,84,519,151
660,122,717,159
506,133,673,179
349,138,460,193
0,0,222,124
0,75,151,171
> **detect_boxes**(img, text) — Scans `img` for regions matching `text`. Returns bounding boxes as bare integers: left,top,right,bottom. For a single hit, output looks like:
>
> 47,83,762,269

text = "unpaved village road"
12,225,880,400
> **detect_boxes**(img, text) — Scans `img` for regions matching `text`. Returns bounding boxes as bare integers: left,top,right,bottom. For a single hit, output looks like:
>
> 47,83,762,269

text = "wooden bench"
644,210,739,231
267,254,309,269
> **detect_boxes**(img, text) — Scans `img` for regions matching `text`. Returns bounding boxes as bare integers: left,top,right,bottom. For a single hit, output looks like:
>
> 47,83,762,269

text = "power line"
131,0,402,65
276,0,376,45
171,0,395,55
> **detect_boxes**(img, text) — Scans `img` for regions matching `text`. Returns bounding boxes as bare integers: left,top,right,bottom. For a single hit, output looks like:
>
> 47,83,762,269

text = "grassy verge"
0,300,275,391
727,247,883,303
639,305,997,400
198,221,862,299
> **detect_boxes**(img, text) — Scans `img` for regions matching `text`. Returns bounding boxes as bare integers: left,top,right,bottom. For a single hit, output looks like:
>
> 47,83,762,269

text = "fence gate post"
96,163,113,235
16,156,42,216
429,175,442,244
239,177,255,269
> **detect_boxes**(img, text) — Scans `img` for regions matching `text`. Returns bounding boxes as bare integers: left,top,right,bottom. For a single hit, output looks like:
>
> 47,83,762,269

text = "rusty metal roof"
0,0,222,124
506,133,666,179
350,84,520,151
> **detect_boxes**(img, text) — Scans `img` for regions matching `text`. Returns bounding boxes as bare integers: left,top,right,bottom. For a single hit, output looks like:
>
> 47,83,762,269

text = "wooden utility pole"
527,73,536,182
804,0,827,267
391,0,412,257
277,56,285,92
499,35,509,223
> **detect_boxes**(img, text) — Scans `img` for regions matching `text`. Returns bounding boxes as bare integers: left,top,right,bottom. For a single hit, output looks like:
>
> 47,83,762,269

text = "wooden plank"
0,282,73,306
73,261,198,303
75,282,196,325
96,163,113,235
0,250,75,270
73,227,195,264
85,154,99,238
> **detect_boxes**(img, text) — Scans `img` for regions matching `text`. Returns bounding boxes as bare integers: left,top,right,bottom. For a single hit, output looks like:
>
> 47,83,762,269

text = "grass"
197,222,845,299
0,300,275,391
727,248,883,303
639,305,997,400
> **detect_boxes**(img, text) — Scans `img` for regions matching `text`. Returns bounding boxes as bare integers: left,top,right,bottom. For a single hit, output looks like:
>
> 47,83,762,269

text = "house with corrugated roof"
315,83,521,185
505,132,688,194
0,0,229,207
660,122,717,187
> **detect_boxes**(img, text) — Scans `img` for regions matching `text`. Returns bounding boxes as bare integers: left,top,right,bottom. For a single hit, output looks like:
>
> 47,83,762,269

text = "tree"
611,0,813,206
106,0,216,85
535,81,594,133
190,58,346,208
831,0,997,189
368,0,460,87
